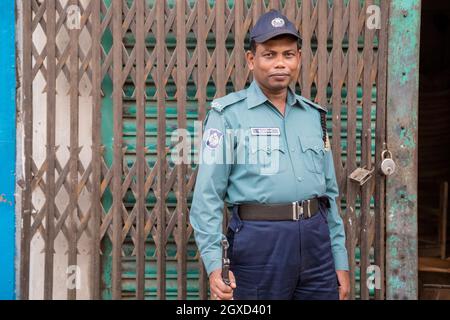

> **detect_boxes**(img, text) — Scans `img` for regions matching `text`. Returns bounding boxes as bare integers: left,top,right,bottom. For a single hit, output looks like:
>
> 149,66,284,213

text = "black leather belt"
238,197,327,221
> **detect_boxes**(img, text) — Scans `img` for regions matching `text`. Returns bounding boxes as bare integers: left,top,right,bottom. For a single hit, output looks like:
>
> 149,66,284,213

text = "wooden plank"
19,0,33,300
374,0,388,299
196,0,208,300
345,0,359,300
156,0,166,300
44,0,57,300
135,0,146,300
386,0,421,300
418,257,450,273
112,0,123,300
300,0,312,98
176,0,187,300
68,0,80,301
439,182,448,260
90,0,102,300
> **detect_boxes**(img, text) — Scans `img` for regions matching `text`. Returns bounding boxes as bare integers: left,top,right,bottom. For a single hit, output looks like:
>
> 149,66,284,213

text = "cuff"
202,251,222,276
333,249,349,271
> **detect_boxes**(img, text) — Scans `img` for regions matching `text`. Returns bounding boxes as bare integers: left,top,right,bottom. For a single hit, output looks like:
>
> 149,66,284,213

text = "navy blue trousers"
227,202,339,300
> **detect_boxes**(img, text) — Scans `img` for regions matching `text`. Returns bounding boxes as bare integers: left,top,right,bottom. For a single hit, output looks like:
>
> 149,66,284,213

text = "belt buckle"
292,201,303,220
302,200,312,219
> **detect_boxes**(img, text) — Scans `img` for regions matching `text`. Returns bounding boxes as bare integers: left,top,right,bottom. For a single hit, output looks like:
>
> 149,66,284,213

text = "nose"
274,55,286,69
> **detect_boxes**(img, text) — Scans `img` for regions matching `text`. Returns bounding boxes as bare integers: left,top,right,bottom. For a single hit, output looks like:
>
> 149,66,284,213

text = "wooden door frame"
386,0,421,299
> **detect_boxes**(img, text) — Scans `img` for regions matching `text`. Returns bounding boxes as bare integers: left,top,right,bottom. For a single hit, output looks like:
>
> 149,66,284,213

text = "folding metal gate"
18,0,390,300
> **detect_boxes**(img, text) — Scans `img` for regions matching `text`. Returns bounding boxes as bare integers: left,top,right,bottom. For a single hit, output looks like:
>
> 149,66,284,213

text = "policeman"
190,10,350,300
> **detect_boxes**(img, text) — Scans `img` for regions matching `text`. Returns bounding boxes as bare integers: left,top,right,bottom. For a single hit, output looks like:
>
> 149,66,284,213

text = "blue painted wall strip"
0,0,16,300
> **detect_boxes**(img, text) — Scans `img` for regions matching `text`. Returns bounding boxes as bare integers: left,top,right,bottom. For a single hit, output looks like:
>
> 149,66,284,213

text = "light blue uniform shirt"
190,80,349,275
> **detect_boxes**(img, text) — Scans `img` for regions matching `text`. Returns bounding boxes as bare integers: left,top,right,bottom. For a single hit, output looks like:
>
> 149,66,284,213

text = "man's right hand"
209,268,236,300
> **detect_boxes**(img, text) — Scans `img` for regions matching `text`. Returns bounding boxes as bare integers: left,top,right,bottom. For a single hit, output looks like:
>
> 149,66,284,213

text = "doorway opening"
418,0,450,300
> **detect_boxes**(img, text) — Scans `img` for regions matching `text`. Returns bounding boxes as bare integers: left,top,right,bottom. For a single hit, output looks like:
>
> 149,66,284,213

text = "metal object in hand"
221,239,231,286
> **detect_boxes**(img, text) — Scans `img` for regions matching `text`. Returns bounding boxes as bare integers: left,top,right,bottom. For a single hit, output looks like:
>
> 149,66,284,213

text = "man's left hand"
336,270,350,300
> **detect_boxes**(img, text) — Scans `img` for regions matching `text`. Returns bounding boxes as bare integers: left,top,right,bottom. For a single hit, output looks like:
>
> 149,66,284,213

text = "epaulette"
210,90,247,113
298,96,328,113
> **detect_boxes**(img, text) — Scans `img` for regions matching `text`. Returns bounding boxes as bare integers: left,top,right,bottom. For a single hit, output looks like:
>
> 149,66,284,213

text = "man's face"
246,36,301,92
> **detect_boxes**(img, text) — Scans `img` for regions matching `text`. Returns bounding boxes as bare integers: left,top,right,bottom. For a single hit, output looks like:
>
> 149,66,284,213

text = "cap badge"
271,17,285,28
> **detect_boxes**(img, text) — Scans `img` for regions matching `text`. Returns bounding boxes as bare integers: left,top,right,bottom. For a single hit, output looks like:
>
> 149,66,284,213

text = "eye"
285,52,295,57
263,52,273,58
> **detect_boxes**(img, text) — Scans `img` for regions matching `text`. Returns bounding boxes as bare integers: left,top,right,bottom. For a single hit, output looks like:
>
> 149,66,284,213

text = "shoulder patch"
210,90,247,113
299,96,328,113
204,128,223,150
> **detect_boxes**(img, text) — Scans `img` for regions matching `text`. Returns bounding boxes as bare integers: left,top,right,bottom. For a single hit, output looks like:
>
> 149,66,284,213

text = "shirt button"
297,177,303,182
290,148,295,152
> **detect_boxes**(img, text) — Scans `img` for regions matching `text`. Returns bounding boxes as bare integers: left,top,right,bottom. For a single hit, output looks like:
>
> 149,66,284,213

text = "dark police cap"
250,10,301,43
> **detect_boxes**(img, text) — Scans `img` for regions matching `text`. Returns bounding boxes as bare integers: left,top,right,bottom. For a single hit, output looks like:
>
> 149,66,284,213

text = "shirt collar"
287,85,300,107
246,80,304,109
246,80,268,109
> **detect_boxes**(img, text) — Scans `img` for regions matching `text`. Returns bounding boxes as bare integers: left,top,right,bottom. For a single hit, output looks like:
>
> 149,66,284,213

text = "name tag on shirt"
250,127,280,136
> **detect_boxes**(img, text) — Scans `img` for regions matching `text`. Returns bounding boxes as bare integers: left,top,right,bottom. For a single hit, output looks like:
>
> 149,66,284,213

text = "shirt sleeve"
189,108,232,276
324,146,349,271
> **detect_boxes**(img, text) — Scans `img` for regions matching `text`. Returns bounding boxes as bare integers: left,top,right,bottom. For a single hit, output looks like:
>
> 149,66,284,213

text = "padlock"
380,150,396,176
349,167,374,186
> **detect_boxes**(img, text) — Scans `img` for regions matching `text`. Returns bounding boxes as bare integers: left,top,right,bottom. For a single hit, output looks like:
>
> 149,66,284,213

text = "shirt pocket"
298,135,325,174
249,137,286,175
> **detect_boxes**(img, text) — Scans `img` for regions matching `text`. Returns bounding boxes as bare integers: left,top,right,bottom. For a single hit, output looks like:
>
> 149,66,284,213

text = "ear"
246,50,255,71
